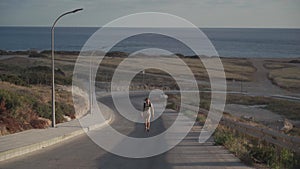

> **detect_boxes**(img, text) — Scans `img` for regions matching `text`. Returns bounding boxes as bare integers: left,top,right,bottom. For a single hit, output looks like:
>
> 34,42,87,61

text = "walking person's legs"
145,119,148,130
145,115,151,132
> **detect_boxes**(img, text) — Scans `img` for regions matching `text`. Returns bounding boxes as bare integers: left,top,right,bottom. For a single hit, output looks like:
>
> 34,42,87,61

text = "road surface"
0,94,251,169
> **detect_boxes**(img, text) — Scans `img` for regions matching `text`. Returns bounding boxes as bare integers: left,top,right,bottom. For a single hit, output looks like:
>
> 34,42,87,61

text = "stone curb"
0,114,113,162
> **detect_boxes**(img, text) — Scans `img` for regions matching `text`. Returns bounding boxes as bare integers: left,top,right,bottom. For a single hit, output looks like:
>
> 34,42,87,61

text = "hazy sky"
1,0,300,28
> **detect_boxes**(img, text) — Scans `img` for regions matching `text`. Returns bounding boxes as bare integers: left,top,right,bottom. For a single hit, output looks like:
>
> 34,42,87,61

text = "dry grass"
267,65,300,91
0,82,73,107
264,63,289,69
98,57,256,81
100,57,124,67
3,55,256,83
222,59,256,81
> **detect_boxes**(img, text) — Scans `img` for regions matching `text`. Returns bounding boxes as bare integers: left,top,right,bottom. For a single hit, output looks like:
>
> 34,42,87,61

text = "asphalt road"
0,94,251,169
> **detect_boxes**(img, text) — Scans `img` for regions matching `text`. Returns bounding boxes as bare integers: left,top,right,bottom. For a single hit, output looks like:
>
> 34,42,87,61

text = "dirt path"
227,58,297,97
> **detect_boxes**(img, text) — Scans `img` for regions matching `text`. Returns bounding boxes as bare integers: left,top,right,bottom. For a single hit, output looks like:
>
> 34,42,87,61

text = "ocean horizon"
1,26,300,58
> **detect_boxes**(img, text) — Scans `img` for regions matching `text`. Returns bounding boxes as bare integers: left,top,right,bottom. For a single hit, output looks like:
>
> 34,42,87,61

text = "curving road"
0,94,251,169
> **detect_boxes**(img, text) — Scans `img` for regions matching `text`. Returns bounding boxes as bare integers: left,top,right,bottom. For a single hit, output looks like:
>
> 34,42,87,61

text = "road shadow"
95,94,172,169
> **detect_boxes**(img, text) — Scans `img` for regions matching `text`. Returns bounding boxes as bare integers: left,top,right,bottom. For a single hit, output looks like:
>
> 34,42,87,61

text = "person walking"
142,98,154,132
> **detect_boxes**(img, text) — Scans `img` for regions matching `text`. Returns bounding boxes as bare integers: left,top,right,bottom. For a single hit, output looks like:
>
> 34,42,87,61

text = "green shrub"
214,127,234,145
33,102,51,119
0,90,22,111
250,143,276,165
196,115,206,123
250,145,297,169
277,148,296,169
200,99,210,110
166,102,176,110
28,53,47,58
0,88,75,126
56,102,75,120
20,66,71,86
33,101,75,124
0,74,28,86
214,126,299,168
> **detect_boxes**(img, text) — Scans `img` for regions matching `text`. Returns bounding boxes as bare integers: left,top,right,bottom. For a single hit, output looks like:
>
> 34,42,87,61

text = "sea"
0,27,300,58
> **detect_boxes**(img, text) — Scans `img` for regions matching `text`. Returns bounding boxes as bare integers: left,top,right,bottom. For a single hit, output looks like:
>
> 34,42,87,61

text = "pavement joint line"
0,113,114,162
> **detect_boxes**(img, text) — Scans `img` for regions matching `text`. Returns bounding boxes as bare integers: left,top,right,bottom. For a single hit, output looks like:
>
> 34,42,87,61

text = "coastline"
1,49,300,59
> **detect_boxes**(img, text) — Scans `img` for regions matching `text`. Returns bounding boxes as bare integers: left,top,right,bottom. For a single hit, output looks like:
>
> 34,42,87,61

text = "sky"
0,0,300,28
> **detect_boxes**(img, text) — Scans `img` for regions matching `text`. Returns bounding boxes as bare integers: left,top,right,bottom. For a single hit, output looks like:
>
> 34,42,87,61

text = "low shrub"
33,102,51,119
213,126,299,168
20,66,71,86
214,127,234,145
0,74,28,86
0,88,75,135
56,101,75,120
0,89,22,111
28,53,47,58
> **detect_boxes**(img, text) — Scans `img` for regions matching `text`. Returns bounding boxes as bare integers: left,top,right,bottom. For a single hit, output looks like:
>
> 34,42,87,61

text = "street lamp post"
51,8,83,127
89,54,94,115
142,70,145,86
